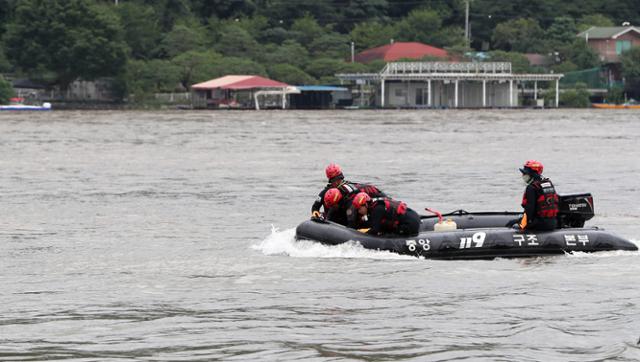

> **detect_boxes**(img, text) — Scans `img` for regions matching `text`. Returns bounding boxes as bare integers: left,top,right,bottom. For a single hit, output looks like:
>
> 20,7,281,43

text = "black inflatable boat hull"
295,215,637,260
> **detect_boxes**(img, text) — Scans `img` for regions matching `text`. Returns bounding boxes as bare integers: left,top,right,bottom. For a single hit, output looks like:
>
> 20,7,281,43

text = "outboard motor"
557,193,595,228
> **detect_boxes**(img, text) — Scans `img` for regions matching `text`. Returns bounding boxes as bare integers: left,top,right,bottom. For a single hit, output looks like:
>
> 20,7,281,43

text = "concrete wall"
62,79,117,101
379,80,518,108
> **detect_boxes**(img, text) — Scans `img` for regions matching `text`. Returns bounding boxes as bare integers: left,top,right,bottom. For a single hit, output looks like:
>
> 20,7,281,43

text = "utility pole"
464,0,470,47
351,42,355,63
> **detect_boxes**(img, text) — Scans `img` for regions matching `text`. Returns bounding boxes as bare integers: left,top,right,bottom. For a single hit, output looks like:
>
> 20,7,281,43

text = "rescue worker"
351,192,421,236
516,160,559,231
322,188,348,225
311,164,386,226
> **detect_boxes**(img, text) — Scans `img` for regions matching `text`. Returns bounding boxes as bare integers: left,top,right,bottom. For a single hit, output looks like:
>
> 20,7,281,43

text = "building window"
616,40,631,55
415,88,429,105
394,88,406,97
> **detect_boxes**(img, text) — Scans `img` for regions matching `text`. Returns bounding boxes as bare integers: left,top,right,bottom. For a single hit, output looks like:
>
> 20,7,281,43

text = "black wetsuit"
366,198,420,236
521,177,559,231
311,184,334,214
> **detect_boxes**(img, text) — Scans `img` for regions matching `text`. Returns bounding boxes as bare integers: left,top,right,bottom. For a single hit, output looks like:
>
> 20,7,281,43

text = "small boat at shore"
0,97,52,111
592,103,640,109
295,193,638,260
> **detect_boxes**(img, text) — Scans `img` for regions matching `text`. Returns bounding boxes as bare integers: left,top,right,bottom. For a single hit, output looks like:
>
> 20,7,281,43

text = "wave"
252,226,415,260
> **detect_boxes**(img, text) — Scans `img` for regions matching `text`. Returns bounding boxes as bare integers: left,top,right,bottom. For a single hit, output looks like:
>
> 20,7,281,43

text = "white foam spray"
252,225,415,260
565,239,640,258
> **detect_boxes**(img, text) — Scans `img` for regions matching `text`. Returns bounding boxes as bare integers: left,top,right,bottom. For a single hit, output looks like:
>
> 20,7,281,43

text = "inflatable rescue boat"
295,193,637,259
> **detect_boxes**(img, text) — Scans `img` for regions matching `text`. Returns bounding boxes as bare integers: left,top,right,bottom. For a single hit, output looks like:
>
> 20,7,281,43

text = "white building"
338,62,563,108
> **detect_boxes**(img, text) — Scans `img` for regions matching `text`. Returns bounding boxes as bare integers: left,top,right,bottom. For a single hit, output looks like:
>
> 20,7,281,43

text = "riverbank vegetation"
0,0,639,103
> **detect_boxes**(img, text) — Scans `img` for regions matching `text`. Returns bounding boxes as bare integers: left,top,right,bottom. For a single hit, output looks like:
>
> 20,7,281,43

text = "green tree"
190,0,257,19
434,26,466,48
5,0,128,89
305,58,363,83
208,57,267,78
152,0,193,32
560,83,591,108
492,18,545,53
620,46,640,97
309,32,350,59
605,86,625,104
560,40,599,69
235,15,269,39
0,75,14,104
0,42,11,72
365,60,386,72
338,61,370,74
116,2,162,60
386,0,459,21
171,49,223,88
259,40,310,69
305,58,345,80
257,0,337,28
395,9,442,45
0,0,15,36
113,58,180,102
546,17,578,49
214,25,259,58
620,46,640,79
350,22,397,50
336,0,389,33
487,51,531,73
577,14,614,32
268,64,316,85
291,13,325,45
551,60,578,74
160,21,208,58
259,26,293,44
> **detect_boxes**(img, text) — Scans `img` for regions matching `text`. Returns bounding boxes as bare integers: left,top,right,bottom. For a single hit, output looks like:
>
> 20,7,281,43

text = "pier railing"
382,62,512,75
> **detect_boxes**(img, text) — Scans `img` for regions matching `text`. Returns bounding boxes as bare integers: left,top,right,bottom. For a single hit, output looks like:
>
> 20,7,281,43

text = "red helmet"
325,163,343,180
520,160,544,175
352,192,371,208
323,188,342,208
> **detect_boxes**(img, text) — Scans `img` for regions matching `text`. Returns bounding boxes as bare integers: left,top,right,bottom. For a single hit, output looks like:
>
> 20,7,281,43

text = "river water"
0,109,639,361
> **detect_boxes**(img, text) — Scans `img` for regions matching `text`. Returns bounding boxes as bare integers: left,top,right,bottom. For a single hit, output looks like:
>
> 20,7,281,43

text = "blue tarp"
296,85,349,92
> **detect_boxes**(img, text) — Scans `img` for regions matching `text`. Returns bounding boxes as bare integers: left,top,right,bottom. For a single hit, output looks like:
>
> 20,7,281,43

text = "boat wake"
565,238,640,258
252,225,415,260
254,228,640,261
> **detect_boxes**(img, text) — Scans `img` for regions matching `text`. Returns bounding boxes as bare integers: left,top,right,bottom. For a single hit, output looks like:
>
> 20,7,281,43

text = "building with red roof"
191,75,289,91
355,42,448,63
191,75,292,109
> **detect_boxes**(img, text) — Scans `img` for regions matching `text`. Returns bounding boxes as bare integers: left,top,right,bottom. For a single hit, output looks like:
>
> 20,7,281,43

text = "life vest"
338,182,384,201
370,197,408,230
522,178,559,219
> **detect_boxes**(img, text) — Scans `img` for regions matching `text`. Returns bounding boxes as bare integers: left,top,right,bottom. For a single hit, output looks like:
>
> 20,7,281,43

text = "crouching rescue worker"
311,163,386,226
516,160,559,231
351,192,421,236
322,188,349,225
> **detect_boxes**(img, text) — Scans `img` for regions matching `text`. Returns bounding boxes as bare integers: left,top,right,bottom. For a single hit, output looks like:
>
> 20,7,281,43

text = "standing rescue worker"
351,192,421,236
311,164,386,226
517,160,559,231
